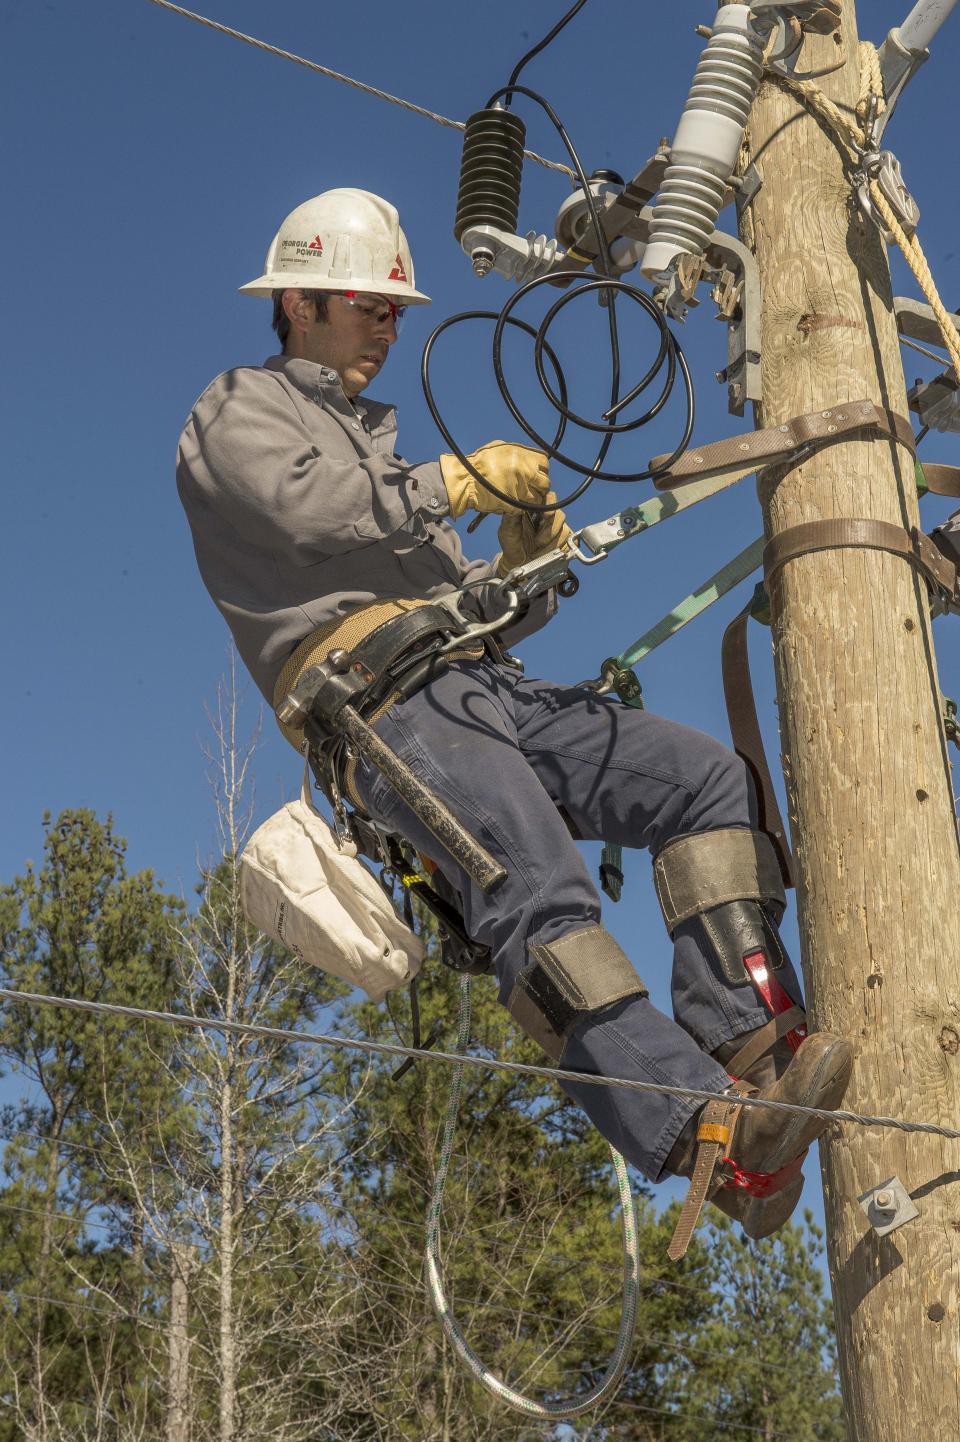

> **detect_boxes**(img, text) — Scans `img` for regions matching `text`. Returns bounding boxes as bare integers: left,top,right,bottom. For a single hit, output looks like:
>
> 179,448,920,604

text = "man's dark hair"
272,289,329,349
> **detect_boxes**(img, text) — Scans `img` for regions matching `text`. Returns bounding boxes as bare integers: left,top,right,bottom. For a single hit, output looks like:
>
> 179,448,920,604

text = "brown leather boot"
712,1004,808,1093
706,1004,809,1237
666,1030,853,1257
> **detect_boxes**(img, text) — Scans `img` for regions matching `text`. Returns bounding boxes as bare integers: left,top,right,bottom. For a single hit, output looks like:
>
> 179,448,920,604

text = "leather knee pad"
653,828,792,986
507,925,647,1061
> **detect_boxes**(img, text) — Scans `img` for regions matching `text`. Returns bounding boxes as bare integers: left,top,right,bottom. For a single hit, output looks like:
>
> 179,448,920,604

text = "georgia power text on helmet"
239,189,431,304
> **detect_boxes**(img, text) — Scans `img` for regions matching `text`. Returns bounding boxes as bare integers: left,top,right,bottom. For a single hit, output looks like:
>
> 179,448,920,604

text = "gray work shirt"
176,354,554,700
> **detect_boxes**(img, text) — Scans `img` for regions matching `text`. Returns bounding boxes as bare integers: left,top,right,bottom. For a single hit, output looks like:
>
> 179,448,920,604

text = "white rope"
144,1,576,178
424,976,639,1418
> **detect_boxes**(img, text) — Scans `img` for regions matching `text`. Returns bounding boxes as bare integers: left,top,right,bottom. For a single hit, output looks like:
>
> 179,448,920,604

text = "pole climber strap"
721,588,795,890
667,1092,744,1262
722,1005,808,1077
649,401,916,491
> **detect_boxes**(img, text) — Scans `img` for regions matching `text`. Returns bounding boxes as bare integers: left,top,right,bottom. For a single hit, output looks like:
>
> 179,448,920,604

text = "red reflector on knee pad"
742,950,808,1053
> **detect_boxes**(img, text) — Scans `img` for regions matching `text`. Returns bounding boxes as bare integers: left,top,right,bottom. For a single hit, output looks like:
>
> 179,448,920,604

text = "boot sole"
711,1174,805,1239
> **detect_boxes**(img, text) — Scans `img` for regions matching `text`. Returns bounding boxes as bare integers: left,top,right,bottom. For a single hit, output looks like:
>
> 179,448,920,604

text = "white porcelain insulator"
608,235,647,274
642,4,763,282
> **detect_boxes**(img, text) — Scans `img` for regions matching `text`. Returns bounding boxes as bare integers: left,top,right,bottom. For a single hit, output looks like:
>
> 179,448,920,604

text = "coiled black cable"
421,82,695,515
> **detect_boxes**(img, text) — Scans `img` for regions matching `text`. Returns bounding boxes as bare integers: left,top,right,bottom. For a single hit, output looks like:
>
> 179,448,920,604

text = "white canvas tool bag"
238,767,423,1001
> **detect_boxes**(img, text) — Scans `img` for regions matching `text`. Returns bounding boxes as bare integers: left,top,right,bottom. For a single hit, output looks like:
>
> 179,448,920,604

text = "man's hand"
496,494,573,578
440,441,551,519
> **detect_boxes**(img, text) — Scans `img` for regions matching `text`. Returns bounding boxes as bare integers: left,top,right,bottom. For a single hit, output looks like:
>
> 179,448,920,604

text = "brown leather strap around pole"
721,600,796,890
650,401,916,491
763,518,959,600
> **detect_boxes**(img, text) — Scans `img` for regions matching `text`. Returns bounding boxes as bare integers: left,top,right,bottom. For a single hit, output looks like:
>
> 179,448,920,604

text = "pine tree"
661,1211,847,1442
322,917,718,1442
0,807,186,1439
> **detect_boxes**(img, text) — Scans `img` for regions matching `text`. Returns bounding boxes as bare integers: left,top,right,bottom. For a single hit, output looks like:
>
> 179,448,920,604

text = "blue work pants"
353,660,802,1181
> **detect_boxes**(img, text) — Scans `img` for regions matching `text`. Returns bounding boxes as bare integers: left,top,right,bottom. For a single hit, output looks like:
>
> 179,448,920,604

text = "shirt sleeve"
178,368,450,564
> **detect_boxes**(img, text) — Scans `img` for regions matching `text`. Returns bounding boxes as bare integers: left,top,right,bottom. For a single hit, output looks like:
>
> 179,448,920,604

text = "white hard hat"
239,188,431,304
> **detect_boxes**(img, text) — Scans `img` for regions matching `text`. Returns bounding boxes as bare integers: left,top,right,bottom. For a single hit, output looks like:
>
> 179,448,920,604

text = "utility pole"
734,4,960,1437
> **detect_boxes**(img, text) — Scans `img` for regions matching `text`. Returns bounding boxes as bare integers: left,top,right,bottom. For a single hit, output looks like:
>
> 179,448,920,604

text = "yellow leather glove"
439,440,551,519
496,493,573,578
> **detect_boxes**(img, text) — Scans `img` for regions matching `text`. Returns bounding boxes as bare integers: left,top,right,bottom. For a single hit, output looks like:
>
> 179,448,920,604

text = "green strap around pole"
614,536,765,670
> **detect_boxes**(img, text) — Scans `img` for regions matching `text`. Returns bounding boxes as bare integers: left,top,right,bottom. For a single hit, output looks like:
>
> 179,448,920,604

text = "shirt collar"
263,353,396,436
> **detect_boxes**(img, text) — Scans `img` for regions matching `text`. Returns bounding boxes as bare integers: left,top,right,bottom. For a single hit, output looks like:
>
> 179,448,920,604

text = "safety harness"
273,601,504,981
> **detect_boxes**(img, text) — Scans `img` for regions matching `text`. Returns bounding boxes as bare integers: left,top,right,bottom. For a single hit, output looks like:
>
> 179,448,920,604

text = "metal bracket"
855,150,920,240
909,372,960,433
733,161,763,215
858,1176,920,1237
641,222,762,414
875,27,930,145
706,230,763,415
459,224,564,284
896,295,960,352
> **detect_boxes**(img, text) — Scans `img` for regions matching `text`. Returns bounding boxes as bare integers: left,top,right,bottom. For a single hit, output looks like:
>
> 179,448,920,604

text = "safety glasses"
336,291,407,332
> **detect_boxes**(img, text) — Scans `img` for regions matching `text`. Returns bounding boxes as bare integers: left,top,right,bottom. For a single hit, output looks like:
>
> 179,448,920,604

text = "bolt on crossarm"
727,3,960,1438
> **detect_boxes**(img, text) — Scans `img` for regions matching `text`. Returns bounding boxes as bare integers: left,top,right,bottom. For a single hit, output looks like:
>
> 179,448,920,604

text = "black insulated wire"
504,0,592,103
423,82,695,514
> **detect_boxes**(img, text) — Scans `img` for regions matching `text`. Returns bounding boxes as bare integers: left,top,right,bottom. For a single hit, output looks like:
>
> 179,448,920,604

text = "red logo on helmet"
308,235,324,252
387,252,408,282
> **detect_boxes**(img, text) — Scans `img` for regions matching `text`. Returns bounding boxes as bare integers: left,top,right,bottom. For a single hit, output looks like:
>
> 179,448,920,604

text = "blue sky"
2,0,958,1228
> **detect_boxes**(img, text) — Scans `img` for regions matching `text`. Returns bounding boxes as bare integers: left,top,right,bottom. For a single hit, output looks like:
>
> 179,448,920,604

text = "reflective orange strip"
697,1122,732,1145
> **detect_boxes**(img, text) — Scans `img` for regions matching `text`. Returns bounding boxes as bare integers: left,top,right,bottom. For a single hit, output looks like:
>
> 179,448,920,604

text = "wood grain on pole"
734,5,960,1436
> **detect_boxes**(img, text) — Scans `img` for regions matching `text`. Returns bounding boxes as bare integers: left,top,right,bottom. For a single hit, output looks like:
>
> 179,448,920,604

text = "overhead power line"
144,1,576,178
2,985,958,1140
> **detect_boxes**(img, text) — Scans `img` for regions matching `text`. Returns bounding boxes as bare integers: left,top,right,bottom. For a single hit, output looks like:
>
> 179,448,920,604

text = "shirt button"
429,498,440,508
351,422,360,431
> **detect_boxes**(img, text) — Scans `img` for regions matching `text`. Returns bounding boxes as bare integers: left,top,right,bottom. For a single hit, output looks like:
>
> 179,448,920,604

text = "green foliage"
0,808,187,1439
658,1211,847,1442
0,806,847,1442
323,916,721,1441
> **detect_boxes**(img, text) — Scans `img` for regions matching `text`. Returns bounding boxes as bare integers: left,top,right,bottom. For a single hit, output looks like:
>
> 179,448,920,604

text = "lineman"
176,189,853,1247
